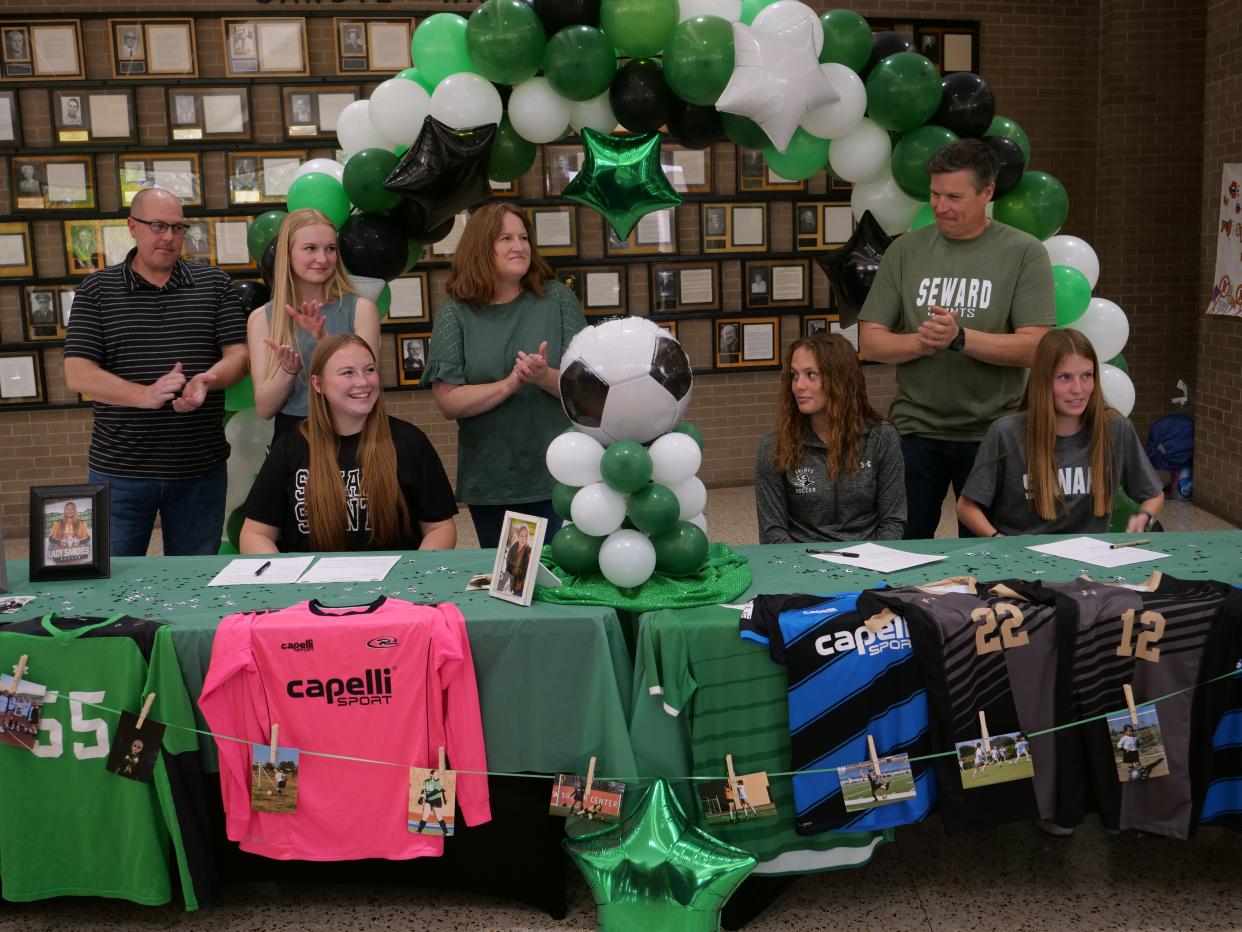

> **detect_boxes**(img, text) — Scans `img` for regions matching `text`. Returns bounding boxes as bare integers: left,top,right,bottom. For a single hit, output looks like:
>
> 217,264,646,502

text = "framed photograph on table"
526,206,577,258
23,285,74,342
737,148,807,193
227,151,306,206
395,332,430,387
661,143,713,194
109,18,196,78
543,145,584,197
795,201,856,251
649,262,720,316
29,483,110,582
714,316,779,370
556,265,626,317
118,153,202,207
282,85,360,141
386,271,429,323
744,259,809,310
222,18,308,77
0,351,45,407
605,207,678,257
489,511,548,608
51,89,136,145
702,203,767,254
167,88,251,142
0,222,35,278
334,17,413,74
12,155,94,210
0,90,21,148
1,20,84,80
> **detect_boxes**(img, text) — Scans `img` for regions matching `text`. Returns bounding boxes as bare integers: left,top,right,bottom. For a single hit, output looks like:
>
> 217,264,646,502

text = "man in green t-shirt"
858,139,1055,539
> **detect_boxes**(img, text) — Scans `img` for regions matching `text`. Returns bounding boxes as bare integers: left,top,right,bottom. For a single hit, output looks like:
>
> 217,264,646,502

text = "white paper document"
296,555,400,583
208,556,316,587
809,542,947,573
1025,536,1169,568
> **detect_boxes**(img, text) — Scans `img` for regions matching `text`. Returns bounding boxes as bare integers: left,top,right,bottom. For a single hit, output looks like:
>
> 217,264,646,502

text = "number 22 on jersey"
972,603,1030,655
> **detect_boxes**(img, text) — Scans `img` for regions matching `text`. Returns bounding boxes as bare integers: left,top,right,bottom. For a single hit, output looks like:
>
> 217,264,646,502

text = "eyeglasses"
131,217,188,236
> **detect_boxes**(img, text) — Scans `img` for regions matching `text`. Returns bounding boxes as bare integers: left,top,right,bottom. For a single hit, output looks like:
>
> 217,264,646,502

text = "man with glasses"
64,187,249,556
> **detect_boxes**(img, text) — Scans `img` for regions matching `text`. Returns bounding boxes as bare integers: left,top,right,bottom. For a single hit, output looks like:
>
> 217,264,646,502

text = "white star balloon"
714,19,838,153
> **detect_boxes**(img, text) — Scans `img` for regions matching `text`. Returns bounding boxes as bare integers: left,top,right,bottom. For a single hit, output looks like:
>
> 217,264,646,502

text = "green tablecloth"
2,550,638,779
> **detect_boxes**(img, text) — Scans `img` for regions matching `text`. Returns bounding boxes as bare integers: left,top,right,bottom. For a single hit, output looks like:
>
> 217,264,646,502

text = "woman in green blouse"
423,204,587,548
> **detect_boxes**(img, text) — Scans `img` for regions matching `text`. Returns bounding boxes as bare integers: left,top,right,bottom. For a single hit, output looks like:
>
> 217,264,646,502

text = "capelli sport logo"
287,668,392,706
281,639,313,652
367,636,398,649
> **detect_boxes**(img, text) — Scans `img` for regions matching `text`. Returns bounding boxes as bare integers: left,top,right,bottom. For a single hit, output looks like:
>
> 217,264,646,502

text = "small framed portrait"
0,221,36,278
222,17,308,77
543,145,584,197
795,200,856,251
227,150,306,205
281,85,361,141
65,221,101,274
649,262,720,317
339,22,366,57
181,221,213,262
50,88,137,145
166,88,251,142
702,203,768,254
489,512,548,608
12,159,43,202
744,259,810,310
334,17,412,74
396,333,429,387
29,483,109,581
0,90,21,148
0,20,84,80
661,144,713,194
803,314,835,338
604,207,678,256
386,271,430,323
114,24,144,64
60,94,83,128
3,26,31,64
110,18,197,79
738,148,807,193
23,286,68,342
13,155,94,211
119,153,203,207
525,205,577,257
714,316,779,370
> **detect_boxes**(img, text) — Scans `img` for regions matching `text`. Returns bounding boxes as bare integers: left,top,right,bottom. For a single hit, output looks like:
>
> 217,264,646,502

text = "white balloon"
546,432,606,487
753,1,824,55
598,529,658,588
648,433,702,485
1043,235,1100,290
368,78,431,148
336,100,390,155
680,0,741,21
801,64,866,140
430,72,503,131
508,78,573,144
851,166,924,235
349,276,386,301
1099,363,1135,417
687,512,708,533
570,92,618,134
827,117,891,183
293,158,345,183
225,409,274,514
1071,298,1129,361
668,476,707,521
571,483,628,537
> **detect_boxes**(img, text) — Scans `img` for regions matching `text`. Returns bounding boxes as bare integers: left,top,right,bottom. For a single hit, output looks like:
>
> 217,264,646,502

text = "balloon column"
546,318,708,591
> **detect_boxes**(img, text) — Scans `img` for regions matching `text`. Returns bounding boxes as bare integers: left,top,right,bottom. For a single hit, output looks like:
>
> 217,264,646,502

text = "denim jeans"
900,435,983,540
468,500,563,550
89,462,228,557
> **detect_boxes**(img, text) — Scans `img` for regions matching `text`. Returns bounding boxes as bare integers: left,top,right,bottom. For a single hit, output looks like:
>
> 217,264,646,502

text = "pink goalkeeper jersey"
198,597,490,860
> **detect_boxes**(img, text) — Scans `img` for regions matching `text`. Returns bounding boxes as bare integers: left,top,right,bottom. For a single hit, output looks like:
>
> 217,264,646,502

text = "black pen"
1109,539,1151,551
806,549,862,558
254,560,272,576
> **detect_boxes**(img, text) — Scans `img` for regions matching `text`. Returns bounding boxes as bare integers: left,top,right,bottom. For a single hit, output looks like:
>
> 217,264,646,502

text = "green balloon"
488,116,537,183
395,144,410,159
600,0,678,58
820,9,872,71
396,66,437,95
552,482,579,521
217,539,240,556
376,284,391,319
740,0,779,25
992,170,1069,241
1108,488,1138,533
910,202,935,230
287,172,351,228
224,374,255,412
1052,265,1092,326
225,507,245,550
342,148,401,214
627,483,680,536
600,440,654,493
763,128,830,182
404,239,424,273
247,210,286,264
543,25,618,102
865,52,942,132
411,13,476,88
550,525,604,575
722,113,772,150
652,522,709,577
466,0,546,85
663,16,735,107
986,115,1031,167
890,124,959,200
1106,353,1129,375
672,420,704,450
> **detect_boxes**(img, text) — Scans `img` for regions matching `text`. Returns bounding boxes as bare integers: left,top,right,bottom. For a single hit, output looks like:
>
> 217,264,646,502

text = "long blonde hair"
1021,328,1115,520
445,203,552,307
769,334,884,482
302,334,410,551
266,208,355,381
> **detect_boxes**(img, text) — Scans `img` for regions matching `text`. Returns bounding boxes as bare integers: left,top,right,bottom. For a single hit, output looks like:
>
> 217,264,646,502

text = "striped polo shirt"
65,250,246,479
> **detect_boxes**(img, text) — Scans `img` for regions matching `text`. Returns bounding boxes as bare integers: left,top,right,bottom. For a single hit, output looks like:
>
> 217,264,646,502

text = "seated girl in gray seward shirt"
755,333,906,543
957,327,1164,537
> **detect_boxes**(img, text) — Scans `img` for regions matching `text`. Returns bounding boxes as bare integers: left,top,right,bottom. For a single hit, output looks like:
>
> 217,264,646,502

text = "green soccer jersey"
634,606,891,874
0,614,213,909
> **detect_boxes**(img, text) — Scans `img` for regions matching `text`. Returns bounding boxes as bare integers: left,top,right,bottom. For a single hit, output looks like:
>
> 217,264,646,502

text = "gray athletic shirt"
961,411,1162,535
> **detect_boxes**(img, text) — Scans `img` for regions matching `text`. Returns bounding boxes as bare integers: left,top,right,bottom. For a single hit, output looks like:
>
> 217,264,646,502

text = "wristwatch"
948,328,966,352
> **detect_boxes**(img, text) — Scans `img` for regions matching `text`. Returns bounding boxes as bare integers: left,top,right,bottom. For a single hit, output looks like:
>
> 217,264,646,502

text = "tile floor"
3,487,1240,930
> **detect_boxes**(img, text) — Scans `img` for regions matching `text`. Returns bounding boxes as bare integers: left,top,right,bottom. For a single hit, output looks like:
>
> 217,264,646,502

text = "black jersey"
1197,585,1242,831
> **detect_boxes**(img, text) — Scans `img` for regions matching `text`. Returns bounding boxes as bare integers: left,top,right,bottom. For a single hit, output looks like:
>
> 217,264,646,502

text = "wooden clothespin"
979,710,992,754
1123,683,1139,726
437,746,447,773
866,735,882,777
584,756,597,800
725,753,738,788
269,724,279,767
5,655,27,694
135,693,156,730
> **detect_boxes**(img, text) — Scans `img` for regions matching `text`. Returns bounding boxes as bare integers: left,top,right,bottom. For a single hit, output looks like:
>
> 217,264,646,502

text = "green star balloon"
562,128,683,241
563,778,757,932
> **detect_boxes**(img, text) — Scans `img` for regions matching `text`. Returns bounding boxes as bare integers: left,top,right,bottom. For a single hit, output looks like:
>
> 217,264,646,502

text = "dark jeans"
900,435,982,540
89,462,228,557
468,500,562,550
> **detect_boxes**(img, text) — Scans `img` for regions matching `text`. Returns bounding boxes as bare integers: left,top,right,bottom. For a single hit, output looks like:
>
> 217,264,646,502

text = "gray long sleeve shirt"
755,423,907,544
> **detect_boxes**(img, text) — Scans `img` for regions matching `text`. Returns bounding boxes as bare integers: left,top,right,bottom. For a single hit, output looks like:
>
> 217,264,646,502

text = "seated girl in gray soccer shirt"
956,328,1163,537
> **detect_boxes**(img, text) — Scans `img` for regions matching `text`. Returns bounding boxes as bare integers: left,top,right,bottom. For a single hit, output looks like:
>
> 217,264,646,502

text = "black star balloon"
814,210,893,328
384,116,497,235
562,128,683,241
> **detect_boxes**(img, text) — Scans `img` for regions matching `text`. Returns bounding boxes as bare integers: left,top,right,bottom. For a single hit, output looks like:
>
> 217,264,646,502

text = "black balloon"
862,32,913,79
985,134,1025,200
814,211,893,329
260,239,278,290
338,213,409,282
232,279,270,313
610,59,673,134
666,99,724,150
528,0,601,35
384,116,496,234
931,73,996,138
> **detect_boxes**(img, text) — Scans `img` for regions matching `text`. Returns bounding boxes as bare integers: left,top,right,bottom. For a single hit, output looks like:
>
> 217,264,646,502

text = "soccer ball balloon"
560,318,693,446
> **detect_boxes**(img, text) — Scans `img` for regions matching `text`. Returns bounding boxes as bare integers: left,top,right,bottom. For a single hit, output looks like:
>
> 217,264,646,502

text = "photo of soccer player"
488,511,547,607
955,732,1035,790
408,765,456,836
0,674,46,751
250,743,299,813
699,771,777,826
549,773,625,822
44,498,92,566
837,754,917,813
1107,705,1169,782
105,709,165,783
